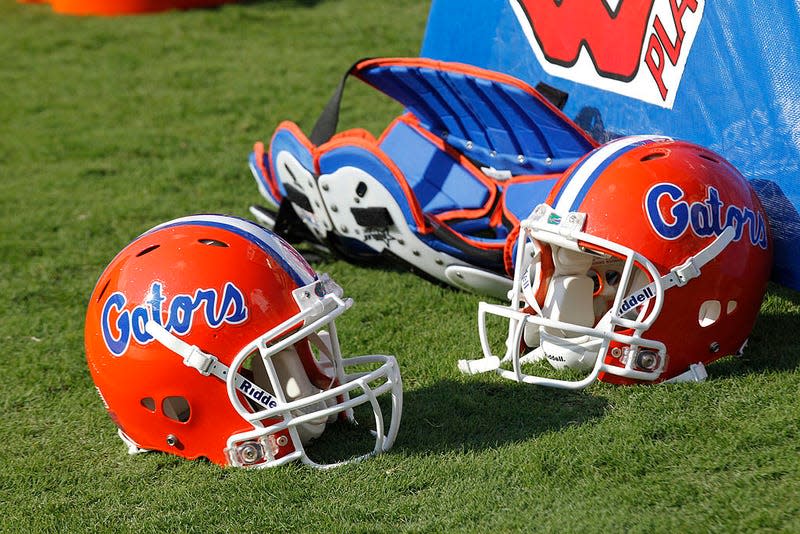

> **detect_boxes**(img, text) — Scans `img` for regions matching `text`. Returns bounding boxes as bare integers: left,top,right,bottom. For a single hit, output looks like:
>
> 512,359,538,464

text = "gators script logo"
101,281,249,356
510,0,704,108
645,183,769,249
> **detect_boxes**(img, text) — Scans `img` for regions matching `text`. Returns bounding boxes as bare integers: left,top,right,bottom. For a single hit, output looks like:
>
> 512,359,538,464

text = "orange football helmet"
460,136,772,387
85,215,402,467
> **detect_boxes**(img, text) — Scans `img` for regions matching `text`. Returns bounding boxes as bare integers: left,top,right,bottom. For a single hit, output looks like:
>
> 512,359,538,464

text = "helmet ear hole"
698,300,722,327
162,396,191,423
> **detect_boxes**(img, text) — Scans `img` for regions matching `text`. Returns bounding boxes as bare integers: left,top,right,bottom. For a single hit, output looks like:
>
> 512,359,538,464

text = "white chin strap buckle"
458,356,500,375
183,345,219,376
145,320,222,377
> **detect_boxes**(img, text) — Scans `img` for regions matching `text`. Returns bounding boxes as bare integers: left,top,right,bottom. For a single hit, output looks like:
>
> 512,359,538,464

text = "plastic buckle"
184,346,218,376
672,257,701,286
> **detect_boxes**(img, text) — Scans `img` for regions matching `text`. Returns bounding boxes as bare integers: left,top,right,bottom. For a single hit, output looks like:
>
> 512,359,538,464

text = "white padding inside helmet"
542,247,595,337
251,347,336,444
526,246,601,371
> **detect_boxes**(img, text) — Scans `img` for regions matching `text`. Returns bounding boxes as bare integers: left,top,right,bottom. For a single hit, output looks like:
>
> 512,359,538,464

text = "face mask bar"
459,204,735,389
224,275,402,468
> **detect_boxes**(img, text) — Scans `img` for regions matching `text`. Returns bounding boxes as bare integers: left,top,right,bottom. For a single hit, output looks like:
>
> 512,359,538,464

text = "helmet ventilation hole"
162,396,191,423
140,397,156,412
698,300,722,327
198,238,229,247
136,244,160,257
95,279,111,302
640,151,667,162
727,300,738,314
698,153,720,164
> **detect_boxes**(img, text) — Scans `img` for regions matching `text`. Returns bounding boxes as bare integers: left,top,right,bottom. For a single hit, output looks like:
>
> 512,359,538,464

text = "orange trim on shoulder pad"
252,140,284,204
427,213,505,251
352,57,597,149
393,114,499,221
436,208,497,224
272,120,318,155
501,203,520,228
330,128,377,143
377,113,418,144
504,225,521,276
318,131,429,233
254,141,265,159
489,195,506,229
507,173,563,184
268,121,321,203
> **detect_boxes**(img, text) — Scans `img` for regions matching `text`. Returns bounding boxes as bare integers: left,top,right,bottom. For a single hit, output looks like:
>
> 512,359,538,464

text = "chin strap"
145,320,225,378
617,226,736,316
145,320,278,410
665,225,736,287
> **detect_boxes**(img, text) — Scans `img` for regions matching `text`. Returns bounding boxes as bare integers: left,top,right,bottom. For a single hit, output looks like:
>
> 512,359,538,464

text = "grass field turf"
1,1,799,531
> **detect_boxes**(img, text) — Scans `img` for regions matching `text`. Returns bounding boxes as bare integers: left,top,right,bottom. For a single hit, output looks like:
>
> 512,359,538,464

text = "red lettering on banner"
645,34,668,99
519,0,656,81
515,0,703,106
645,0,699,100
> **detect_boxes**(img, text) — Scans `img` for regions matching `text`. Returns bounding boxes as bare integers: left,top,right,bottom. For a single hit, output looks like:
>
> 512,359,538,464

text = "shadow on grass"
709,283,800,378
393,378,608,455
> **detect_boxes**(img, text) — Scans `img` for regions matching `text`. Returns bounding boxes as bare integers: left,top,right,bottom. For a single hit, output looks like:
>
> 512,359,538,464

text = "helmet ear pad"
543,247,596,332
247,343,335,444
537,246,599,370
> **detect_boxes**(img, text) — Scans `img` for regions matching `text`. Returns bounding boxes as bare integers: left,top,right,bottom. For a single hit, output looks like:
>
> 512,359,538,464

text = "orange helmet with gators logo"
461,136,772,387
85,215,402,467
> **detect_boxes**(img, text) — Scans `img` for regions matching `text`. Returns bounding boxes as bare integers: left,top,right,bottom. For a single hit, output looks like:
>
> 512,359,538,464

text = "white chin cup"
539,329,601,371
291,397,338,443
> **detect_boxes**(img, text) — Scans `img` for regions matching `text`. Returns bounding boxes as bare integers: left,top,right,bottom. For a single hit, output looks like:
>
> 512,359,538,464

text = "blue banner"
422,0,800,290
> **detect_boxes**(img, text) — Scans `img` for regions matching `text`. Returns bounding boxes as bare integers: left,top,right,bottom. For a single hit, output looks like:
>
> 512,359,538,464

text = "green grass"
1,1,799,532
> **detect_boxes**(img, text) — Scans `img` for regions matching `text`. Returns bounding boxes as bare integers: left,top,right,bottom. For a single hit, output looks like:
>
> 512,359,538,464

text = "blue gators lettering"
101,293,131,356
101,281,249,356
645,183,768,249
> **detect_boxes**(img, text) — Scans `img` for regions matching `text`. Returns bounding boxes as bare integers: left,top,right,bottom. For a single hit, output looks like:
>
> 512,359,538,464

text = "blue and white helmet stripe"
552,135,673,214
147,214,317,288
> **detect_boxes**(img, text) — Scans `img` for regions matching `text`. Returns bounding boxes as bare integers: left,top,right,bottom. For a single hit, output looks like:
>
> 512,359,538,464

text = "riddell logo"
510,0,705,108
